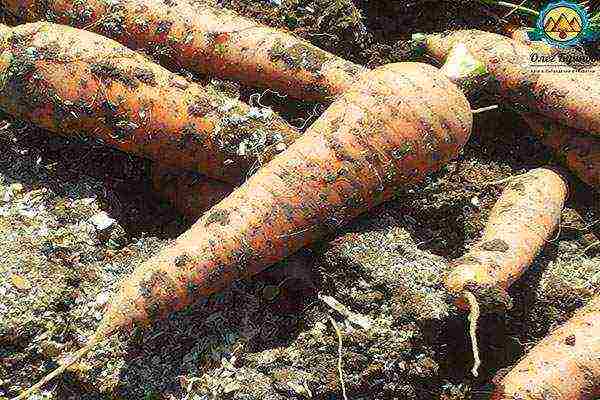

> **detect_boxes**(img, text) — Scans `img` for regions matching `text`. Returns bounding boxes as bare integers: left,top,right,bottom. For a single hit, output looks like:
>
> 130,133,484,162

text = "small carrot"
445,167,569,376
3,0,367,101
0,22,300,184
413,30,600,135
11,58,478,399
151,165,233,220
492,294,600,400
522,113,600,189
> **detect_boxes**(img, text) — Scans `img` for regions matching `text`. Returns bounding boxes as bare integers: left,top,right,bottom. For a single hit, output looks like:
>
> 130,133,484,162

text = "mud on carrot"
3,0,366,101
0,22,300,184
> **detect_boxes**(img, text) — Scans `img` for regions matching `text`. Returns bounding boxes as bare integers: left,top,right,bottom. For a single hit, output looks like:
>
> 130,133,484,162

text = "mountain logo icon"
545,11,583,39
532,1,595,46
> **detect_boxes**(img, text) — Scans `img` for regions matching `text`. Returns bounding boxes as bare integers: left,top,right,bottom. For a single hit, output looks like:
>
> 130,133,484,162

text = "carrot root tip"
464,291,482,378
11,334,102,400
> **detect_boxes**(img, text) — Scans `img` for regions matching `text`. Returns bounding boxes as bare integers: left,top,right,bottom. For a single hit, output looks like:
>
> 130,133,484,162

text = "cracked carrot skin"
151,165,233,220
492,295,600,400
92,61,472,339
3,0,366,101
522,113,600,189
0,22,300,184
416,30,600,135
445,168,568,310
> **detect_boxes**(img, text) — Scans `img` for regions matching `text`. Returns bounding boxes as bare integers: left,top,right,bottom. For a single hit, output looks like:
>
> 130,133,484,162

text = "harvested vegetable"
12,59,477,399
152,165,233,220
3,0,366,101
492,295,600,400
445,167,569,376
414,29,600,135
522,113,600,189
0,22,300,184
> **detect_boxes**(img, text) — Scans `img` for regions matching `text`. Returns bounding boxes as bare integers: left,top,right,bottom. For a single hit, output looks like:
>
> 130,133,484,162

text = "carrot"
11,58,477,399
2,0,366,101
413,30,600,135
492,294,600,400
151,165,233,220
0,22,300,184
521,113,600,189
445,167,569,376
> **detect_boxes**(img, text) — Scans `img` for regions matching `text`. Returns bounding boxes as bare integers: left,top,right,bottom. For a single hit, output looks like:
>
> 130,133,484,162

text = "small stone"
10,274,32,290
90,211,116,232
470,196,481,207
95,291,111,308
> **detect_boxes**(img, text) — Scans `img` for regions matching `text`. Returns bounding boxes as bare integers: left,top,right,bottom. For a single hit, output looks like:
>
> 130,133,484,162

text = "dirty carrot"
0,22,300,184
492,294,600,400
151,165,233,220
3,0,366,101
522,113,600,189
445,167,569,376
413,30,600,135
12,58,477,399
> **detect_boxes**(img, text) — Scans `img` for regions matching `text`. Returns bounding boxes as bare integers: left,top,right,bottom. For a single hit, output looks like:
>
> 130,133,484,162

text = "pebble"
95,291,111,308
10,274,32,290
90,211,116,231
470,196,481,207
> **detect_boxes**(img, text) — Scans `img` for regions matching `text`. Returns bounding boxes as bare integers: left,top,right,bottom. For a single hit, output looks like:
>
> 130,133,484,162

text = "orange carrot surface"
414,30,600,135
0,22,300,184
522,113,600,189
13,61,474,399
492,295,600,400
3,0,366,101
446,167,568,311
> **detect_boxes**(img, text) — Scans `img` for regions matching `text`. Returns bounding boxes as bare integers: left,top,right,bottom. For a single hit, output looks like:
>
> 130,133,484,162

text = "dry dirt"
1,1,599,399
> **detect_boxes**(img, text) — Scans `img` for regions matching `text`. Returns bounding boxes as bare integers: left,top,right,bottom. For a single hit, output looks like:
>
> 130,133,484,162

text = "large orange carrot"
2,0,366,101
0,22,300,184
151,165,233,220
522,113,600,189
492,295,600,400
413,30,600,135
12,59,477,399
445,167,569,375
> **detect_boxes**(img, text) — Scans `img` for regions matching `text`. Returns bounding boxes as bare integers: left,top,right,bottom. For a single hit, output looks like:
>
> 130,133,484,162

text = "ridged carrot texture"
2,0,366,101
151,165,233,220
0,22,300,184
12,61,474,399
522,113,600,189
445,167,569,376
492,295,600,400
413,30,600,135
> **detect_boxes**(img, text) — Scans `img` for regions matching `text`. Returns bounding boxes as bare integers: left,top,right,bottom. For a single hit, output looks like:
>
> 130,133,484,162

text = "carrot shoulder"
3,0,366,101
0,22,300,184
414,30,600,135
492,295,600,400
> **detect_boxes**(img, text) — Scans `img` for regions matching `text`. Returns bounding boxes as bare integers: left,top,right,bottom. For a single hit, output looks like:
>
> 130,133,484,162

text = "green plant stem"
482,0,540,17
